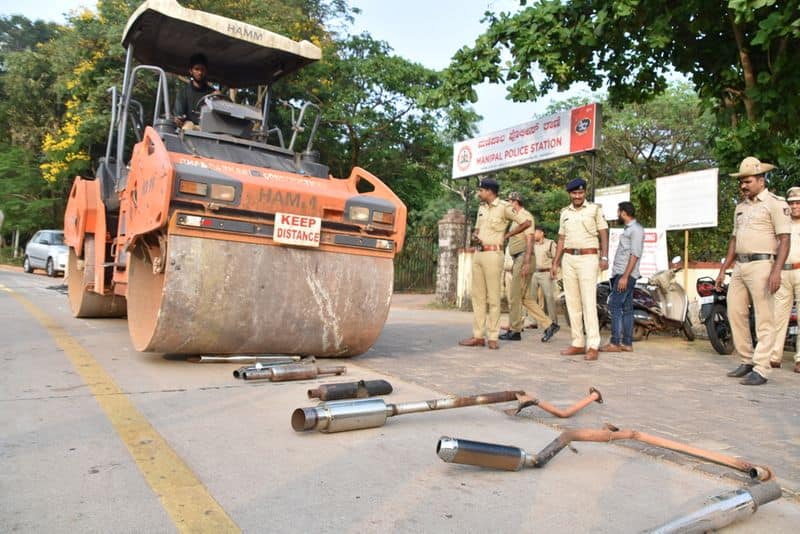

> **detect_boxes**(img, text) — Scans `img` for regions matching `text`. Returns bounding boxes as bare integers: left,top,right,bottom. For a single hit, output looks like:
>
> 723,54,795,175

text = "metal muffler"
308,379,393,401
237,363,345,381
437,437,532,471
293,390,524,434
648,482,782,533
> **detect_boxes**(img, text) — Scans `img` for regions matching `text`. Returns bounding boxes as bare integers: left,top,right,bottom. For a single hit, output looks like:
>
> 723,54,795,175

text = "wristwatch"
601,256,608,260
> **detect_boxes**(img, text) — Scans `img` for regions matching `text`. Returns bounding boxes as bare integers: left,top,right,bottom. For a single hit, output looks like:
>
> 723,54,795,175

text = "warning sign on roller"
274,212,321,247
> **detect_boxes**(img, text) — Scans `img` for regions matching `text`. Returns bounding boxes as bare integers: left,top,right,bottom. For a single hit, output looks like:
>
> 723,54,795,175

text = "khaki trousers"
532,271,558,324
508,255,553,332
471,250,505,341
562,253,600,349
728,261,775,378
771,269,800,364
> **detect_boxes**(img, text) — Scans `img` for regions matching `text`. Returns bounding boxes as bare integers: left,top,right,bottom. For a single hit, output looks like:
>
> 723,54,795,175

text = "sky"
0,0,585,134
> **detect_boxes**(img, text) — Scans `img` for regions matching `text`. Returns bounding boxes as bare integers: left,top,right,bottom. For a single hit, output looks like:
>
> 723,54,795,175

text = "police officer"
499,193,560,343
770,186,800,374
532,226,559,325
460,178,529,349
550,178,609,361
717,157,790,386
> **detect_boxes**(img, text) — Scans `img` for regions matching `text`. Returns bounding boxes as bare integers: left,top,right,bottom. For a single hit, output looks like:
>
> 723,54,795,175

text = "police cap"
566,178,587,192
479,178,499,194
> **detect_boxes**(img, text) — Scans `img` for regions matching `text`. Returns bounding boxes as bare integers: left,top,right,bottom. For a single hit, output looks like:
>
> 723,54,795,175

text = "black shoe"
726,364,754,378
541,323,560,342
740,371,767,386
499,331,521,341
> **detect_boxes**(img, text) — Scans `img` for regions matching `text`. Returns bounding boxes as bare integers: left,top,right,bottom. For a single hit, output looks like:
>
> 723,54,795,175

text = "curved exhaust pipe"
292,388,602,434
436,424,773,481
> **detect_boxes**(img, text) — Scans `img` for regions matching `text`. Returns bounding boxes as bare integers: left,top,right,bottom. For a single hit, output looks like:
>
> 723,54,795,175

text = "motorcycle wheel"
681,316,696,341
705,303,734,354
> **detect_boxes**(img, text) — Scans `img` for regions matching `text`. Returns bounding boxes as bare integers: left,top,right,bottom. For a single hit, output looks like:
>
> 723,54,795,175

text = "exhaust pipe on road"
511,387,602,418
436,424,774,481
239,363,345,381
188,355,302,364
647,481,782,533
308,379,393,401
293,390,524,434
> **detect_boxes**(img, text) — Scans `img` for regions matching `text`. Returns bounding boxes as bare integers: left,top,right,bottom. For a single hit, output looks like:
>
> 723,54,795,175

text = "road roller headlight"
372,211,394,225
347,206,371,222
179,179,208,196
210,184,236,202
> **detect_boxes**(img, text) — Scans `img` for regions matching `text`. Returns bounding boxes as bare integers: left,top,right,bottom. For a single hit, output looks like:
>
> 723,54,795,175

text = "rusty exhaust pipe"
188,355,301,364
511,387,602,418
648,481,782,533
437,424,774,481
308,379,393,401
292,390,523,433
241,364,345,381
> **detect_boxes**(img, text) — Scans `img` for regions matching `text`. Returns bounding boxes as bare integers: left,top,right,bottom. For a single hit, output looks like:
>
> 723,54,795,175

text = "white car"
23,229,68,277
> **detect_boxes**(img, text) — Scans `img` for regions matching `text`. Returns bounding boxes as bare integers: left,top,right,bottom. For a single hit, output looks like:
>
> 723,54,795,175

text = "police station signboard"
451,103,601,179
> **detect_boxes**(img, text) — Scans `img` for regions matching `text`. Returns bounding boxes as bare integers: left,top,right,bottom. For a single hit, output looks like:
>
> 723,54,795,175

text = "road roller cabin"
63,0,407,357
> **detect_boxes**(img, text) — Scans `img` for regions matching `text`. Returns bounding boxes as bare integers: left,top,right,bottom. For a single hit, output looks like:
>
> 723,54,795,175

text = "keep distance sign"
274,212,321,247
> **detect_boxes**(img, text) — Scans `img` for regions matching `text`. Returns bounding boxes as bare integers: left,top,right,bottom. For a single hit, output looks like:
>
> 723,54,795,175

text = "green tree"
442,0,800,169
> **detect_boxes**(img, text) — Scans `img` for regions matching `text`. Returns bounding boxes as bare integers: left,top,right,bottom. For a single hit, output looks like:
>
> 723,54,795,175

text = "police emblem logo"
457,146,472,171
575,118,591,134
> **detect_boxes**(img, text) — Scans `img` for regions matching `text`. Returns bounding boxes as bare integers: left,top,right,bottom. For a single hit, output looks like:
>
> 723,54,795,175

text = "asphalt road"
1,267,799,533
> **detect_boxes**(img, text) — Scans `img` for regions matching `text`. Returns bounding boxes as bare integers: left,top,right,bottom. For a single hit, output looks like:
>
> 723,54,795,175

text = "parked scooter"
559,257,694,342
630,257,695,342
696,273,797,355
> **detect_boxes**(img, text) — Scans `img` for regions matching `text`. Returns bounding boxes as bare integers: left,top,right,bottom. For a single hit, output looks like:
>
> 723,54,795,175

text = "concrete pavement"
1,270,799,532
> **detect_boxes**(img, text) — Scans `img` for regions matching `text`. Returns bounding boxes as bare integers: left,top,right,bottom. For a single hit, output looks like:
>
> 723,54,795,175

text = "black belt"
736,253,775,263
511,251,525,260
783,263,800,270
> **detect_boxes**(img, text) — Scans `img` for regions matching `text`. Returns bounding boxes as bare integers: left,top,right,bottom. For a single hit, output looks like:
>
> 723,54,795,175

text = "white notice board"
608,227,668,280
595,184,631,220
656,168,718,231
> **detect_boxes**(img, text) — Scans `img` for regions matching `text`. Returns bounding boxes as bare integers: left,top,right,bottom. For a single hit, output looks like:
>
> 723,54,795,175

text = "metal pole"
684,230,689,293
590,151,597,201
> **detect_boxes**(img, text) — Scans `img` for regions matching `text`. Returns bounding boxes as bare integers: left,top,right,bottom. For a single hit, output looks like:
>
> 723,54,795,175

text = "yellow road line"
2,284,239,533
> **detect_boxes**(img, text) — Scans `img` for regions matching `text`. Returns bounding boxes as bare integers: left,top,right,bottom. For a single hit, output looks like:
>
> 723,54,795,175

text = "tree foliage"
442,0,800,169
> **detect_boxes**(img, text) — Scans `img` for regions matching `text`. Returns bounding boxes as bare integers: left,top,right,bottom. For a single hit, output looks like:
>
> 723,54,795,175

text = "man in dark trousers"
600,201,644,353
174,53,217,128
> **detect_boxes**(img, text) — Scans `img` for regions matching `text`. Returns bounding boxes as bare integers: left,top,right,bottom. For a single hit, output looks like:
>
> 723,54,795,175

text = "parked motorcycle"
696,274,797,355
559,258,694,342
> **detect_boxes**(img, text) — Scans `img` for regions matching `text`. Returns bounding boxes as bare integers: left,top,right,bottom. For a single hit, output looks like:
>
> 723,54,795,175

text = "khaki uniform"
532,238,559,323
771,219,800,366
507,209,552,333
729,189,791,378
558,201,608,349
472,198,527,340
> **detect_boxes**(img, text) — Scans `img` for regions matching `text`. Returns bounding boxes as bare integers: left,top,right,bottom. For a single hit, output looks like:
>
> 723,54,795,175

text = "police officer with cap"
770,186,800,374
550,178,609,360
460,178,530,349
718,156,790,385
500,192,560,343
